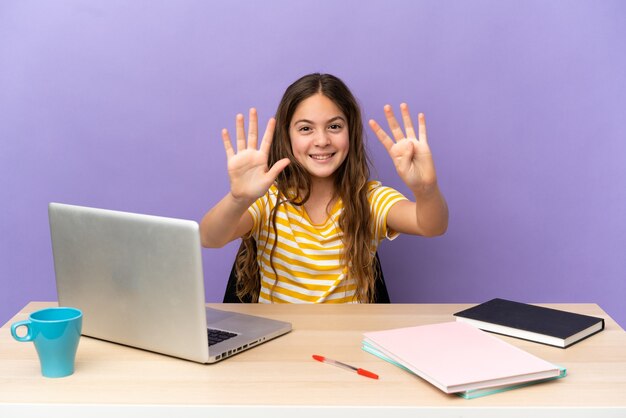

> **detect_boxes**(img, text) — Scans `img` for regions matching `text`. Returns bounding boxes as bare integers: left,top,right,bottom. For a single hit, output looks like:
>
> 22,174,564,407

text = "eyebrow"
292,116,347,125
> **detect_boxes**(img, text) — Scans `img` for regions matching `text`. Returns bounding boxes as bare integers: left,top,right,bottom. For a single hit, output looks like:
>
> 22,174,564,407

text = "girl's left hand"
369,103,438,193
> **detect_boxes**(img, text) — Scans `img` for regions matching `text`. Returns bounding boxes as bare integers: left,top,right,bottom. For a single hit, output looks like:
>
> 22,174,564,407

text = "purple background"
1,1,625,327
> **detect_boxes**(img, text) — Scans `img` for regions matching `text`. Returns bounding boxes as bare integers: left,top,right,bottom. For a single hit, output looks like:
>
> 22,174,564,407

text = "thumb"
406,138,419,158
266,158,291,181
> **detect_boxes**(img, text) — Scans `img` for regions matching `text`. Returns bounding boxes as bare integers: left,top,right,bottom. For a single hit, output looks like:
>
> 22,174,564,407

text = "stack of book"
362,321,566,399
363,299,605,398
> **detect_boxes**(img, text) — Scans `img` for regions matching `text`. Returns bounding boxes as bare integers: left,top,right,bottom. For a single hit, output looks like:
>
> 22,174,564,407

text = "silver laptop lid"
49,203,210,363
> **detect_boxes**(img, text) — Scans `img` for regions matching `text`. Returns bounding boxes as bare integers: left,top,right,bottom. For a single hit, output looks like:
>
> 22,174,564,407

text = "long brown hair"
234,73,376,302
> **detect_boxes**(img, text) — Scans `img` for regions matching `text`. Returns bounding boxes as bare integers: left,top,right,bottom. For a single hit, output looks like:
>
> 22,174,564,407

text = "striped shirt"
247,181,407,303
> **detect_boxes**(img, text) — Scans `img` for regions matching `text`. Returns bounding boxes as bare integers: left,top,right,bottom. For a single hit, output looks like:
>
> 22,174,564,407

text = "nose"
313,131,331,147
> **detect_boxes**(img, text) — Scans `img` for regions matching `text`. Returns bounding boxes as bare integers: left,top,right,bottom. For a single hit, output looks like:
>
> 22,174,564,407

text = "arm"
200,108,290,248
200,192,254,248
386,186,448,237
369,104,448,237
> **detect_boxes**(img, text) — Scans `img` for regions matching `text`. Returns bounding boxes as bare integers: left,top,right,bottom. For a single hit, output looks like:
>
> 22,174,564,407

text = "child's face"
289,93,349,182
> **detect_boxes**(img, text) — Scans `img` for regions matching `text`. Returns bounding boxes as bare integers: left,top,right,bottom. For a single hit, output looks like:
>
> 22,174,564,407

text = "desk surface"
1,302,625,417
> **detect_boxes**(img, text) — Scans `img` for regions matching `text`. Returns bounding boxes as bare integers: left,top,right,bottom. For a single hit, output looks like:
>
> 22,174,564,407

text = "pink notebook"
363,321,562,393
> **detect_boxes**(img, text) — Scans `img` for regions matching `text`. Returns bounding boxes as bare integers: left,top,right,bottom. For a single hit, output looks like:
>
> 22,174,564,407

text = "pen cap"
357,368,379,379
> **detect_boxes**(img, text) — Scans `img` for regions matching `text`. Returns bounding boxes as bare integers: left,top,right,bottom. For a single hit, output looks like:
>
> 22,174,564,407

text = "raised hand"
222,108,290,203
368,103,438,193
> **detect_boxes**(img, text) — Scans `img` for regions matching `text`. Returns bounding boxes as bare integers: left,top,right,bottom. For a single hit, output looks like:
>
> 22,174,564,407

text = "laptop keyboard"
207,328,237,346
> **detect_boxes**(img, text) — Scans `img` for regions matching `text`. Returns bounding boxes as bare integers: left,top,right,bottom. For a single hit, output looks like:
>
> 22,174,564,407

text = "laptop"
48,202,292,363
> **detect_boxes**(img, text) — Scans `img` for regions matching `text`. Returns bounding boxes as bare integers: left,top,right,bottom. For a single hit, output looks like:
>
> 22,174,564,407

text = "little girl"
200,73,448,303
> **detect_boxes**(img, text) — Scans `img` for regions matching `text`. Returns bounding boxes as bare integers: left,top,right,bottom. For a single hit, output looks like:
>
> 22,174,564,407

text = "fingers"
225,108,271,155
368,119,395,153
384,105,406,141
259,117,276,155
248,108,258,150
266,157,291,180
222,128,235,159
400,103,417,139
373,104,425,145
418,112,428,143
235,113,246,152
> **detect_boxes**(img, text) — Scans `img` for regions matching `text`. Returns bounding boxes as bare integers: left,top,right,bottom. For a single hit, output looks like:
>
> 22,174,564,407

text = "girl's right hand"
221,108,291,204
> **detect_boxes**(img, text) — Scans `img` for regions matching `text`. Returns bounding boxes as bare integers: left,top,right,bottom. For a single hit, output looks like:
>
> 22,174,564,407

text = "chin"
306,168,335,180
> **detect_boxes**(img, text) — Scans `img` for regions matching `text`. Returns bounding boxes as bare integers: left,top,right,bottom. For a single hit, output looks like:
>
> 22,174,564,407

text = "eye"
298,126,312,133
328,124,343,131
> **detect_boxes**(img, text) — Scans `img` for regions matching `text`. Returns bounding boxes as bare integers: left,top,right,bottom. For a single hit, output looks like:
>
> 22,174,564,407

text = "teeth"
310,154,333,160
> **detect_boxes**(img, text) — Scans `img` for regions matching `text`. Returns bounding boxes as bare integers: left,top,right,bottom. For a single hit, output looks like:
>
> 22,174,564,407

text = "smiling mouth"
309,153,335,161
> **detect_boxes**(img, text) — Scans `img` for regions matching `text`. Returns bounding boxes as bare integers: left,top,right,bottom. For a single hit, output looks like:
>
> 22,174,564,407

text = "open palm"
222,109,290,202
369,103,438,192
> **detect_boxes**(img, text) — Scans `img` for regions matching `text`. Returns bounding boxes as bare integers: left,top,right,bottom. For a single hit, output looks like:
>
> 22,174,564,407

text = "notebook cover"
453,298,605,345
362,342,567,399
362,321,562,393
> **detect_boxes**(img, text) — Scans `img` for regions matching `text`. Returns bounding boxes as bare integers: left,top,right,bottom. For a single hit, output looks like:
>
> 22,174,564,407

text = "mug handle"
11,320,33,342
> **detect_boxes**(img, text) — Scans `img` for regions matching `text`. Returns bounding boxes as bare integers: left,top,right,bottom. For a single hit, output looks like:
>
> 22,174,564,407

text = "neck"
302,177,338,224
308,176,336,202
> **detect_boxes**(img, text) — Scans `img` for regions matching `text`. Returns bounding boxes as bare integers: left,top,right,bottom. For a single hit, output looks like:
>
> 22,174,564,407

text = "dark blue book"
453,298,605,348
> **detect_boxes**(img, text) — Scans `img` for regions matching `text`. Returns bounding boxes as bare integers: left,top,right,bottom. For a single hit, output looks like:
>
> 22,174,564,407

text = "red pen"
312,354,379,380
